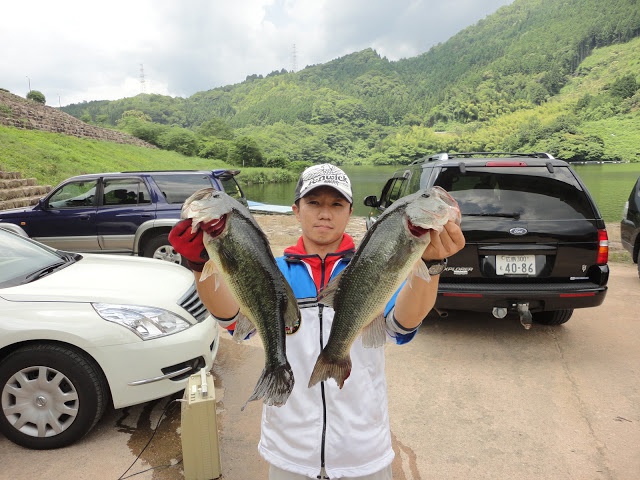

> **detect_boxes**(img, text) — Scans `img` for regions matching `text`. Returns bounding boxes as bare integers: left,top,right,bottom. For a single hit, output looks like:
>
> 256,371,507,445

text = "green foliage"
0,124,227,185
287,161,314,174
0,124,288,188
157,127,198,156
54,0,640,166
118,116,168,145
264,153,289,168
608,73,639,99
237,167,297,185
121,110,152,122
228,136,264,167
198,138,230,160
198,117,234,140
26,90,46,104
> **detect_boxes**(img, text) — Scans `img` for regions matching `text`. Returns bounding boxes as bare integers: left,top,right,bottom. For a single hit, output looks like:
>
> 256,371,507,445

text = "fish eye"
421,193,431,198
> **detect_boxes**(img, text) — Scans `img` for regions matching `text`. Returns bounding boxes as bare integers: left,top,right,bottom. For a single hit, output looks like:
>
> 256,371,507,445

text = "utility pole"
26,76,31,92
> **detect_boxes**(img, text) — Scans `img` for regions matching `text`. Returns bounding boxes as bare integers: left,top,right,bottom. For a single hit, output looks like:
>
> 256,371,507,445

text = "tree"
117,115,167,145
198,139,231,160
157,127,199,156
608,74,639,99
229,136,264,167
26,90,45,104
198,117,234,140
264,153,289,168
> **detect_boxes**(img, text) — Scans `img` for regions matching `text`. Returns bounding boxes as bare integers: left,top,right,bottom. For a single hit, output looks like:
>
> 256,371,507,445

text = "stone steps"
0,170,51,210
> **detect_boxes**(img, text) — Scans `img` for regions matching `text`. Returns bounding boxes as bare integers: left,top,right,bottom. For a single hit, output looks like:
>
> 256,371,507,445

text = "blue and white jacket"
252,234,418,479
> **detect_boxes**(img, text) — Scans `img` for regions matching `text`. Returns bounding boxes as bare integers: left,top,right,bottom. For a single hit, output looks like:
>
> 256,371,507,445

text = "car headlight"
93,303,191,340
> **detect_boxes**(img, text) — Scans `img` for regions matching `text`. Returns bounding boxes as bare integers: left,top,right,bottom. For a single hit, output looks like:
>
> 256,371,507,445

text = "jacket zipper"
318,257,327,475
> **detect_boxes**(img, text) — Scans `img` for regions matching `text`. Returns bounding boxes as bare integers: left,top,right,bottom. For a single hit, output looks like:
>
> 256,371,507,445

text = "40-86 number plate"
496,255,535,275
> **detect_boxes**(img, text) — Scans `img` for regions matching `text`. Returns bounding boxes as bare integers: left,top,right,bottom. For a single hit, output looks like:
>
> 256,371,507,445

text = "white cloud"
0,0,513,106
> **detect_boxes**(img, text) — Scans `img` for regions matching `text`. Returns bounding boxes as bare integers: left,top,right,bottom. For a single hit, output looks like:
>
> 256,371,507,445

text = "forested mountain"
62,0,640,165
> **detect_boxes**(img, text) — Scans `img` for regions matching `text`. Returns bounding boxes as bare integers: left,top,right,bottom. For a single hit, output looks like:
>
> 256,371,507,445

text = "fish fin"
308,351,352,389
318,272,343,308
241,361,295,411
411,259,432,283
362,313,387,348
199,260,219,286
284,306,301,331
283,286,301,329
232,313,255,343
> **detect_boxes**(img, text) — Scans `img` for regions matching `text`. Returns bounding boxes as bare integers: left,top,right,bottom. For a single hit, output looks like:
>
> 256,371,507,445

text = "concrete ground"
1,261,638,480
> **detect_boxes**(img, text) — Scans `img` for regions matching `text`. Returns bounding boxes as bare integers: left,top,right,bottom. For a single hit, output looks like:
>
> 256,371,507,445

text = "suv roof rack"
412,152,555,165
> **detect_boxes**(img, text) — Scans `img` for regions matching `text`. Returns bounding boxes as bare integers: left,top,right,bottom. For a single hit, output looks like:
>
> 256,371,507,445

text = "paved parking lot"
1,262,638,480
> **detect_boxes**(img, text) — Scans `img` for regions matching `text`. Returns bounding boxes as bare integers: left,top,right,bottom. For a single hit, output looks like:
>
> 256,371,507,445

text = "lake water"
242,163,640,222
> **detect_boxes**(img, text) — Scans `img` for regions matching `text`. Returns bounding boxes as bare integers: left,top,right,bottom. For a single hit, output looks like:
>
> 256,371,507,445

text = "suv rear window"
218,176,245,204
434,166,596,220
151,174,214,204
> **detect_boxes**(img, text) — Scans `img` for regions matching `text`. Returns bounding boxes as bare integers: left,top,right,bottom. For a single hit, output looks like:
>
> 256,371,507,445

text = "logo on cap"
294,164,353,203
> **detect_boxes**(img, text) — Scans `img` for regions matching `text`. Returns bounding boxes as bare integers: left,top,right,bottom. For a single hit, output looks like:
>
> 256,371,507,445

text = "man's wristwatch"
422,258,448,275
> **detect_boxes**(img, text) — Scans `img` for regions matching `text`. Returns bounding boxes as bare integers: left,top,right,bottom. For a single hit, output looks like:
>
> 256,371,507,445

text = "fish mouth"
203,214,227,238
407,219,431,238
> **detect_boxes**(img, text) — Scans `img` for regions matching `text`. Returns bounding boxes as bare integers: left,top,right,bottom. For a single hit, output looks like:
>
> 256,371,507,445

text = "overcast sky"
2,0,514,107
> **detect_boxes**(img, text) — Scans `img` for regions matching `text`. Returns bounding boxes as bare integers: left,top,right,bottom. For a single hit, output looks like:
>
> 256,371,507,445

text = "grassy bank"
0,125,295,186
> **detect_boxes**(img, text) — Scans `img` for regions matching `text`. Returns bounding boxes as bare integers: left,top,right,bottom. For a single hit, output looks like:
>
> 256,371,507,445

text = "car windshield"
435,166,596,220
0,230,74,287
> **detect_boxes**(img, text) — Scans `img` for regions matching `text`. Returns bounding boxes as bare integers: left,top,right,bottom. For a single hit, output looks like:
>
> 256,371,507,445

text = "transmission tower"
291,44,298,73
139,64,147,93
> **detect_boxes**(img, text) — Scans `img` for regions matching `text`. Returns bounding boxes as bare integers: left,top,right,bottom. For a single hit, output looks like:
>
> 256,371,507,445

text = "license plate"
496,255,535,275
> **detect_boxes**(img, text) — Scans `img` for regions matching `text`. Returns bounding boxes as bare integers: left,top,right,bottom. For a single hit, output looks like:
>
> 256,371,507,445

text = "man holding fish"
169,163,465,480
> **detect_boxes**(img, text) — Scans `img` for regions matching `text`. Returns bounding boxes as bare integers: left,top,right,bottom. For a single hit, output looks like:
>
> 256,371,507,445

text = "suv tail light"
596,229,609,265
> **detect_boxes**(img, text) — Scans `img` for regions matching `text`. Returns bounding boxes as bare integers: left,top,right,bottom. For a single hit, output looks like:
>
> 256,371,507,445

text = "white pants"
269,464,393,480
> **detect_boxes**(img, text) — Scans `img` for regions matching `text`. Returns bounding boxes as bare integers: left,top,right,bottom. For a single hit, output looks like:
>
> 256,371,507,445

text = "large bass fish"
182,188,299,409
308,186,461,389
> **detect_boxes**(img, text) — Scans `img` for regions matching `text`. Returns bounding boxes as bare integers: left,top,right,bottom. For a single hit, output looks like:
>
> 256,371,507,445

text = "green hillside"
6,0,640,177
0,125,296,187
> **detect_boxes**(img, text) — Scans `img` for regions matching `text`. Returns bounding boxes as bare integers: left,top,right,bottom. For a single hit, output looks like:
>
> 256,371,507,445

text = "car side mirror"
363,195,379,208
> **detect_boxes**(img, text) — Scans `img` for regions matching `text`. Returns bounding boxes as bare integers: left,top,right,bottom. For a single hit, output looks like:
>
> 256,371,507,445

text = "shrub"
157,127,199,156
26,90,46,104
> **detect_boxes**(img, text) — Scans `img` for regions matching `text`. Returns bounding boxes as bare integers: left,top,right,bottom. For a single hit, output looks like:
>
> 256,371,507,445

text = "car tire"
0,344,108,450
143,233,186,266
533,309,573,326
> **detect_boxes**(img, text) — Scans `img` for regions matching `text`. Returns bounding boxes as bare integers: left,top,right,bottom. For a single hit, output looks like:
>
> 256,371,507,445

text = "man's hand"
168,219,209,271
422,220,465,261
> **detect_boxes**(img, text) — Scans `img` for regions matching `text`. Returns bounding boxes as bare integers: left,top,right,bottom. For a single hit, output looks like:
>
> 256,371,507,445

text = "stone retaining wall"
0,90,153,148
0,170,51,210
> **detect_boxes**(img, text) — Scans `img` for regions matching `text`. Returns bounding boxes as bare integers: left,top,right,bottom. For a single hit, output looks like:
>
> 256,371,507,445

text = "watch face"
428,263,445,275
426,259,447,275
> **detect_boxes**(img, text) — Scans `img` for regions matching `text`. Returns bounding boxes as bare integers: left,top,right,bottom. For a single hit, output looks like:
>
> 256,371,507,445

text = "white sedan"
0,227,219,449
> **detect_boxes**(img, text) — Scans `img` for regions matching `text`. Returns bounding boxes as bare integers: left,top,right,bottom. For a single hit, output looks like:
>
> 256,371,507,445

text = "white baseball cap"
293,163,353,204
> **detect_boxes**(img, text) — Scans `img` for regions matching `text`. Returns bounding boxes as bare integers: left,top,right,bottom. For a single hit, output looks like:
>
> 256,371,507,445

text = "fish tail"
241,361,294,411
307,351,352,389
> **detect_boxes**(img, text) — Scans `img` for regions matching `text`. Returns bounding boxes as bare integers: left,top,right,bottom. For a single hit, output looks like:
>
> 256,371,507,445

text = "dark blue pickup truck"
0,169,246,265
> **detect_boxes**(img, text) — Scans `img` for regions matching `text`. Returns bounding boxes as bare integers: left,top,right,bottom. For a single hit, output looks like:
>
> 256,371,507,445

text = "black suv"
364,152,609,327
621,175,640,277
0,169,246,266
